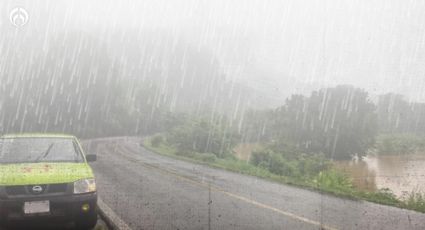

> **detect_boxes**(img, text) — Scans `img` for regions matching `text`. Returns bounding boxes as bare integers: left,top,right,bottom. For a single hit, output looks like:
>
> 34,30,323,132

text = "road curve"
84,137,425,230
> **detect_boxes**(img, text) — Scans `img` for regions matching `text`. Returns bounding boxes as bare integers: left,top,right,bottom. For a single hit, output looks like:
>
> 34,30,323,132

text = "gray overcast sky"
2,0,425,102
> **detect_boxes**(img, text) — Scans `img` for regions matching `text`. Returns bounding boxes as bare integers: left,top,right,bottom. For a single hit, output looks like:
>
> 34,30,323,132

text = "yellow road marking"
109,143,339,230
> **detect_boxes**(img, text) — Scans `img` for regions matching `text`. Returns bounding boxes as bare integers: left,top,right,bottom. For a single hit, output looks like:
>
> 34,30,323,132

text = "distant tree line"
241,85,377,160
1,30,272,140
2,31,425,160
375,134,425,155
377,93,425,135
241,86,425,160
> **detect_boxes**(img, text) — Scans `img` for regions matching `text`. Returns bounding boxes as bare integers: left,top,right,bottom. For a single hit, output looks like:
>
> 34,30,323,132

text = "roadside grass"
143,137,306,185
143,136,425,214
403,191,425,212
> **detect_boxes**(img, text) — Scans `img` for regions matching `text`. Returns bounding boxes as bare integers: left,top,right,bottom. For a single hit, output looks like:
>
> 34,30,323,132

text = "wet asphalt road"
85,137,425,230
0,217,108,230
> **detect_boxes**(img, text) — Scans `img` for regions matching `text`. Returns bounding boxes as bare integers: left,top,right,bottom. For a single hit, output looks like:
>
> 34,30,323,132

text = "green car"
0,134,98,229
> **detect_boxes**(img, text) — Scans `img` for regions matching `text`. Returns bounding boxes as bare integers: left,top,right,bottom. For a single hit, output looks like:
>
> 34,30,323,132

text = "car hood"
0,162,94,185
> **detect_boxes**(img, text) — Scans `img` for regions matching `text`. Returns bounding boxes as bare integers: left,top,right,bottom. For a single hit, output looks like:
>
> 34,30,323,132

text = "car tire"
75,208,98,230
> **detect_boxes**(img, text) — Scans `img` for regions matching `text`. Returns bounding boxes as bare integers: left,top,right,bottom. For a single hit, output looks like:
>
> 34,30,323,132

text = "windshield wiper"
34,143,54,162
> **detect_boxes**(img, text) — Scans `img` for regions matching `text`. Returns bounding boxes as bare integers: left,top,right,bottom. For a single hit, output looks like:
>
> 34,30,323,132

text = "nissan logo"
32,185,43,194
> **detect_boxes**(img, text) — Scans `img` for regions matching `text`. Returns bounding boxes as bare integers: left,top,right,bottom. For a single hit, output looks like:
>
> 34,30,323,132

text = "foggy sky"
1,0,425,103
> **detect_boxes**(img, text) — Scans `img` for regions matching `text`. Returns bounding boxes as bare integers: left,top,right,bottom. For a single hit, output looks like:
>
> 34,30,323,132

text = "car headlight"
73,178,96,194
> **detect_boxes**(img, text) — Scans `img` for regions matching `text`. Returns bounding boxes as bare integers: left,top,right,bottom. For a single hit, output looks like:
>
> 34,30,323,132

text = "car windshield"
0,138,84,164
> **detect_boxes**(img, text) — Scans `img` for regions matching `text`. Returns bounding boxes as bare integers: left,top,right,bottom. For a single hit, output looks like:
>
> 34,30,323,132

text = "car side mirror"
86,154,97,162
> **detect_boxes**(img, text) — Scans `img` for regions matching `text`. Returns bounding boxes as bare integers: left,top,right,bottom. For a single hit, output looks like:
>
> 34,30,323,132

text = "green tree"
377,93,425,135
269,85,377,160
166,117,239,157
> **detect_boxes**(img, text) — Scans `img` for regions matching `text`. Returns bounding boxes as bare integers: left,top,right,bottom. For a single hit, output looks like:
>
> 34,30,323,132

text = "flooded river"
334,154,425,197
234,143,425,197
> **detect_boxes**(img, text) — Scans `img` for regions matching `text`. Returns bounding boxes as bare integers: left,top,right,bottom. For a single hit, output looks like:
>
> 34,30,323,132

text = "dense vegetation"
165,117,239,158
140,84,425,212
144,135,425,213
249,85,377,160
2,30,425,212
3,30,425,159
375,134,425,155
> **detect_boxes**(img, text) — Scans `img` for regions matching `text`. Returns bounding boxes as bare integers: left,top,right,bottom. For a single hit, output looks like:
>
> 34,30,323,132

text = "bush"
166,118,239,157
314,169,353,192
251,149,329,178
151,135,164,147
175,149,195,158
403,192,425,212
198,153,217,163
363,188,399,206
250,150,273,166
297,153,329,177
269,154,297,177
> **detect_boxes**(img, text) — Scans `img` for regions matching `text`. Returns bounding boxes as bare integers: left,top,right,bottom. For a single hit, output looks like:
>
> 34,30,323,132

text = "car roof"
0,133,76,139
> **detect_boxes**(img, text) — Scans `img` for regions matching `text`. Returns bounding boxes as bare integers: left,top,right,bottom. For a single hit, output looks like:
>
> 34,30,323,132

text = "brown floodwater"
334,154,425,197
233,143,425,197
